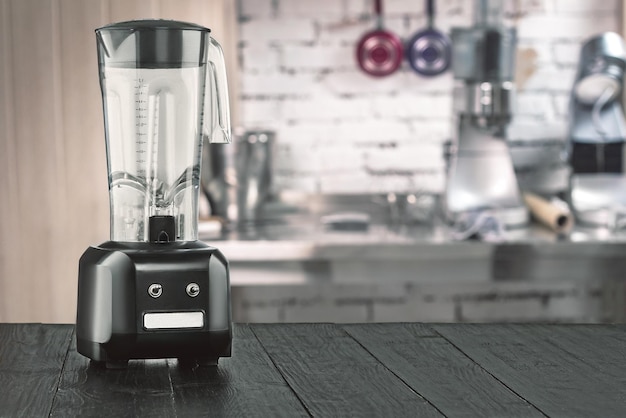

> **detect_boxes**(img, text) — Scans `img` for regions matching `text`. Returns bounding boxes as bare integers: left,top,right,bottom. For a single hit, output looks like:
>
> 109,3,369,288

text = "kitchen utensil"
356,0,403,77
77,20,233,368
406,0,451,76
321,211,370,231
236,130,274,225
201,134,235,221
523,193,573,234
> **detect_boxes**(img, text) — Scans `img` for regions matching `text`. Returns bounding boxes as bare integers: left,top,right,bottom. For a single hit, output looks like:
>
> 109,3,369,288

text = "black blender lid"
97,19,210,32
96,19,210,68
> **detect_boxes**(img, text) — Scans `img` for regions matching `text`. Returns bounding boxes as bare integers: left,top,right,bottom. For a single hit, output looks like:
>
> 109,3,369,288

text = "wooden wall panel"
3,0,59,322
0,0,237,322
0,0,18,321
53,0,109,322
107,0,159,20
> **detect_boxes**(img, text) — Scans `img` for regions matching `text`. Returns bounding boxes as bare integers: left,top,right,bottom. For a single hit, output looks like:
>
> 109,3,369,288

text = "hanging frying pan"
356,0,403,77
406,0,451,76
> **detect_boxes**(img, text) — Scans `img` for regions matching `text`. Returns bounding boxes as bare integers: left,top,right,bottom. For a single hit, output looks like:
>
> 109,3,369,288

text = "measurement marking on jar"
135,79,149,177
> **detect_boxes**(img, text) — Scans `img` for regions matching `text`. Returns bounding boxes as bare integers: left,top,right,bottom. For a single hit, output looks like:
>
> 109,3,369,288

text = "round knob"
148,283,162,298
186,283,200,297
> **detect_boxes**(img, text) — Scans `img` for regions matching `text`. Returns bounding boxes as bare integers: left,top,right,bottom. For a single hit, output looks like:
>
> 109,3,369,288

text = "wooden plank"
2,0,60,322
433,324,626,417
52,0,110,323
527,324,626,374
50,333,176,417
156,0,213,23
0,0,18,322
0,324,73,415
251,323,443,417
504,324,626,388
343,323,544,417
167,324,309,417
107,0,159,21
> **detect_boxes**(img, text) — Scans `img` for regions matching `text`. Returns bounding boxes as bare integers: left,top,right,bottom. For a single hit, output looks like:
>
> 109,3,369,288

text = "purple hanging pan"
356,0,403,77
406,0,451,76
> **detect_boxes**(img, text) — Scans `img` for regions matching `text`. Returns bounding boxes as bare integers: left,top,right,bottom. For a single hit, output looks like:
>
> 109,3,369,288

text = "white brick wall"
552,0,620,13
238,0,274,19
237,0,622,195
280,0,346,17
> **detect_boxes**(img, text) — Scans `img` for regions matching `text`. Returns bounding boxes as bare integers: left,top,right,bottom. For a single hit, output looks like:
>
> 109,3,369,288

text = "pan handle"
374,0,383,28
426,0,435,27
374,0,382,16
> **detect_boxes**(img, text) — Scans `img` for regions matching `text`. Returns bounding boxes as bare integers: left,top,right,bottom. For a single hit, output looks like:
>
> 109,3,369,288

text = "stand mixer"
76,20,232,368
567,32,626,228
445,0,527,231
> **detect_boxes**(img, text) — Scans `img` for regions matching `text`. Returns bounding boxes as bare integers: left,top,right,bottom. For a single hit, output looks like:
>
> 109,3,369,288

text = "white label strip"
143,311,204,330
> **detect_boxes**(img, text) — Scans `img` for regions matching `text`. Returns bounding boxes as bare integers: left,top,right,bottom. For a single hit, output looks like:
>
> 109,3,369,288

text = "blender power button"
148,284,162,298
186,283,200,297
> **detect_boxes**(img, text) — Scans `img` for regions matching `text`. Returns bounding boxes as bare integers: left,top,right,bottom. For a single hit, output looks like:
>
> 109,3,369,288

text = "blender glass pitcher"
96,20,231,242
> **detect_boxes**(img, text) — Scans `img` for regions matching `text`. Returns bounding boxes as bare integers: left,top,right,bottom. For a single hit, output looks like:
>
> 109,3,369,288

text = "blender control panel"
136,271,209,331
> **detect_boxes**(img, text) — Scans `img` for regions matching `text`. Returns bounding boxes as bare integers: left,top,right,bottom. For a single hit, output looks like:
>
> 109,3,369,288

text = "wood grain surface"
166,325,309,418
433,324,626,417
343,323,544,417
251,323,443,417
50,334,177,417
4,323,626,417
0,324,73,416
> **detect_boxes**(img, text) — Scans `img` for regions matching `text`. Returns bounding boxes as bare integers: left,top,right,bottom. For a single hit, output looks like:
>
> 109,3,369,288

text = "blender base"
76,241,232,368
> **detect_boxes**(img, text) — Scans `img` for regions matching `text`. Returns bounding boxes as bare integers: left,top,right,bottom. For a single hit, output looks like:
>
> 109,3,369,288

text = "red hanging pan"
356,0,403,77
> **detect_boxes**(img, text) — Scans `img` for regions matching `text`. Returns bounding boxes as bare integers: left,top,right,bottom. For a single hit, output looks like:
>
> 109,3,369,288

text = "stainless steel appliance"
201,134,234,221
444,0,527,229
236,130,274,225
567,32,626,228
76,20,232,368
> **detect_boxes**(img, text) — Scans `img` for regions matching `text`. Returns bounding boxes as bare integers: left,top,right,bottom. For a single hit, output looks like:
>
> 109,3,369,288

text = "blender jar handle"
207,37,232,144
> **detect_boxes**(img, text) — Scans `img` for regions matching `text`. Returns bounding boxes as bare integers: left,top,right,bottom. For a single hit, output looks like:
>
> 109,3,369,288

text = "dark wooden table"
2,323,626,417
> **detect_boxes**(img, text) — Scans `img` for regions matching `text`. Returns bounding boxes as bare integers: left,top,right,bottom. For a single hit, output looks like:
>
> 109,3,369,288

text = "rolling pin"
523,192,573,234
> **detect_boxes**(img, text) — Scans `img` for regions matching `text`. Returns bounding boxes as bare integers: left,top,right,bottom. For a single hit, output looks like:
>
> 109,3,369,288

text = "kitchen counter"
198,219,626,323
201,220,626,262
200,220,626,286
5,322,626,417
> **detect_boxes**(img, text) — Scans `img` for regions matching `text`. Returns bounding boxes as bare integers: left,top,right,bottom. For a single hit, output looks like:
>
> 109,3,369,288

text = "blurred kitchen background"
1,0,626,324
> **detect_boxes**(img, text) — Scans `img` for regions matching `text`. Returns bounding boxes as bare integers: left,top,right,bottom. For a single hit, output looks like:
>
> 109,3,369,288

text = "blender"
76,20,232,368
444,0,528,232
